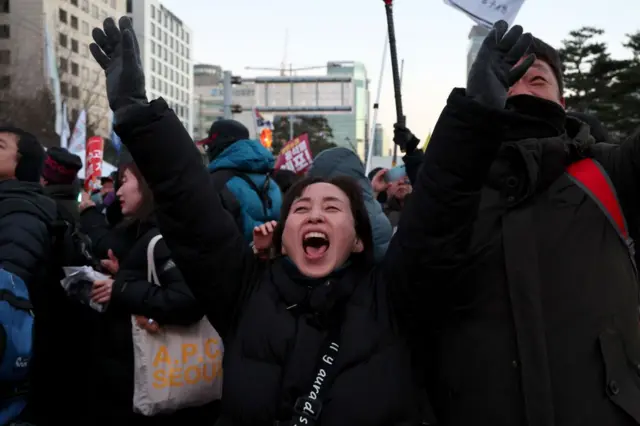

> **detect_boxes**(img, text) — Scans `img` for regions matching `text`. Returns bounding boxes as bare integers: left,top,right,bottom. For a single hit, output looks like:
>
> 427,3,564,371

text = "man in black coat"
416,22,640,426
0,127,62,423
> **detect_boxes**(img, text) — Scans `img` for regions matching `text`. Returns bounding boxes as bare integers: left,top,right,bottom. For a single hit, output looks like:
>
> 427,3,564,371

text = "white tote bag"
132,234,224,416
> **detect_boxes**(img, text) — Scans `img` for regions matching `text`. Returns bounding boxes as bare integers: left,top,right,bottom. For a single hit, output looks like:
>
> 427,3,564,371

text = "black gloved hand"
467,20,535,109
393,123,420,153
89,17,147,115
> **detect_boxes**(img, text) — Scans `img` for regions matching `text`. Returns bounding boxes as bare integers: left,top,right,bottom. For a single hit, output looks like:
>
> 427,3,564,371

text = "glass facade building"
325,61,369,159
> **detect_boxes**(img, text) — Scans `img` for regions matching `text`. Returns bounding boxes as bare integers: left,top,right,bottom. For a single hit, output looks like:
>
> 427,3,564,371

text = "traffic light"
231,75,242,85
231,105,243,114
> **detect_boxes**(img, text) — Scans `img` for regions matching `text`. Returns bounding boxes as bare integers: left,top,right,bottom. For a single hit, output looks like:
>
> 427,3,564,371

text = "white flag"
60,103,71,149
68,110,87,176
444,0,526,28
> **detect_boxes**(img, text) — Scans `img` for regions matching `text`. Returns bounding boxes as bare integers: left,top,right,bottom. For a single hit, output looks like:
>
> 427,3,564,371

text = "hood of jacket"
307,147,393,261
43,182,80,201
0,179,57,223
207,139,274,173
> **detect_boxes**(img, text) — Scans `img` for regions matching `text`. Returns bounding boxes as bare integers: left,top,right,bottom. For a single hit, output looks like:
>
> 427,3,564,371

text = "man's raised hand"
467,20,535,109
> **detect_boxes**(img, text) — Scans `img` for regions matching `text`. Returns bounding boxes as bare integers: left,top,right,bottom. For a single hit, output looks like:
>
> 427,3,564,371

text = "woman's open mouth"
302,231,330,260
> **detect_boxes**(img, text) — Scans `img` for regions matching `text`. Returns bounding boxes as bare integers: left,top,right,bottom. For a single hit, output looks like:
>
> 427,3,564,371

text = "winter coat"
0,180,91,424
89,218,218,426
115,99,440,426
43,181,80,220
79,206,132,260
308,147,393,261
420,89,640,426
207,139,282,242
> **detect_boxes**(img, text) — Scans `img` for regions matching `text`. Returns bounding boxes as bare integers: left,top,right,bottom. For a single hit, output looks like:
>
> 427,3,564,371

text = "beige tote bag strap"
146,234,164,285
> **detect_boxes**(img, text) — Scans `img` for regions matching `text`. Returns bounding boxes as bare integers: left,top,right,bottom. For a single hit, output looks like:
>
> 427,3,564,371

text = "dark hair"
272,176,375,267
0,125,45,182
118,161,155,220
271,169,300,194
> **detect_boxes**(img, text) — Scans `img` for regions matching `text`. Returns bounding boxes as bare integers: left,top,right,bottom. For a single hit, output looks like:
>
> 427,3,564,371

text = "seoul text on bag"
132,234,223,416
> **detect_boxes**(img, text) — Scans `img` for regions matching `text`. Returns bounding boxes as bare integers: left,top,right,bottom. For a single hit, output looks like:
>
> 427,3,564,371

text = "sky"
161,0,639,152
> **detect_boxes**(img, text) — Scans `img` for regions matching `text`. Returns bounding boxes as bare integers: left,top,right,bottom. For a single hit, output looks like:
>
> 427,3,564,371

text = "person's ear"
352,237,364,253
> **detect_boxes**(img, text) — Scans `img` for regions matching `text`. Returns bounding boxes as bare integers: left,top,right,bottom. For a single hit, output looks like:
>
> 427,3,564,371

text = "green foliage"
272,115,337,157
559,27,640,139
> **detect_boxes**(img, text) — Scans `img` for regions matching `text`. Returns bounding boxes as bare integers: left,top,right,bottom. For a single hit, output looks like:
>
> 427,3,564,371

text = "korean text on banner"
274,134,314,174
443,0,526,27
84,136,104,192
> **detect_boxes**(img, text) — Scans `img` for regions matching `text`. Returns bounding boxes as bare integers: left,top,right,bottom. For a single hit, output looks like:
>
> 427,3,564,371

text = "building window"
81,0,89,12
82,43,89,56
82,21,89,35
70,0,78,6
151,76,155,90
151,59,155,72
71,38,79,53
71,85,80,99
100,9,108,22
151,5,155,18
59,57,68,72
0,75,10,89
0,25,8,39
82,66,88,79
0,50,9,64
59,33,68,47
59,8,68,23
0,0,8,13
151,23,155,37
151,41,155,55
71,61,79,76
110,0,116,8
91,4,99,19
71,15,78,29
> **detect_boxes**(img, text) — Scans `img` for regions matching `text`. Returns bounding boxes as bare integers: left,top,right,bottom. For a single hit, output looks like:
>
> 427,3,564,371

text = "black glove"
467,20,535,109
393,123,420,153
89,17,147,117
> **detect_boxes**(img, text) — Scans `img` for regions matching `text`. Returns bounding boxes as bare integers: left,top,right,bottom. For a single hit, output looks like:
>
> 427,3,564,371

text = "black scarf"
488,95,590,199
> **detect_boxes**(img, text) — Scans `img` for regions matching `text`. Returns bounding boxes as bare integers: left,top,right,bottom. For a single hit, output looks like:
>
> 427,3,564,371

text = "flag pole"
365,34,388,175
383,0,404,167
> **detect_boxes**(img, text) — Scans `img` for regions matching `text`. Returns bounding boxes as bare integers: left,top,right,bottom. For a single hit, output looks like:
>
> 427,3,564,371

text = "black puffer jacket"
43,181,80,220
0,180,79,423
88,218,216,426
420,89,640,426
116,100,440,426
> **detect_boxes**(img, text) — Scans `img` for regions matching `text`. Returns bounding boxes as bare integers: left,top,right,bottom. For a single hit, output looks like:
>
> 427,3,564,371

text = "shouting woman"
87,16,513,426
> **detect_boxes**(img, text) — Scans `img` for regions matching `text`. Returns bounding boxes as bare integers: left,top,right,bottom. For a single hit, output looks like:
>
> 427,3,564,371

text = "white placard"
444,0,526,28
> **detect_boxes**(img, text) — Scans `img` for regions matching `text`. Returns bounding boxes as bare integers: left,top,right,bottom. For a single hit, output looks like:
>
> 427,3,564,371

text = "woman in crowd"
90,17,446,426
88,157,218,426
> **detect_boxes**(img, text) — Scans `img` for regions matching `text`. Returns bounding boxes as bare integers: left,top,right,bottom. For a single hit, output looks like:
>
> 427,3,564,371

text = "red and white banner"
275,134,314,174
84,136,104,191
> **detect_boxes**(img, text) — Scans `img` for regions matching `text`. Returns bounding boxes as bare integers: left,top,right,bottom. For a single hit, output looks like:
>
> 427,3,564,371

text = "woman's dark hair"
271,169,300,194
118,161,155,220
272,175,375,267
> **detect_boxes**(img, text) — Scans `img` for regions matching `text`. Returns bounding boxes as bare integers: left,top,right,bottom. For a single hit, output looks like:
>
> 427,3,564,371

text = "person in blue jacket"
199,119,282,243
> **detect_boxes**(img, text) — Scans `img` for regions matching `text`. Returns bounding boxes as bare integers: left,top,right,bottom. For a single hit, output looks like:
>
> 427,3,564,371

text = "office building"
372,123,384,157
0,0,126,139
467,25,489,77
325,61,370,158
193,63,257,141
128,0,193,135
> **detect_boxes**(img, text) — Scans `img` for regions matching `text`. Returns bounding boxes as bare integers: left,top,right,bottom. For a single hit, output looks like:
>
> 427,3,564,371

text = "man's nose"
508,80,532,97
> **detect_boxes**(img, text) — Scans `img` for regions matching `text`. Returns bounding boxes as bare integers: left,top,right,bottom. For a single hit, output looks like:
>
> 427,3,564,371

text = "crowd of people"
0,14,639,426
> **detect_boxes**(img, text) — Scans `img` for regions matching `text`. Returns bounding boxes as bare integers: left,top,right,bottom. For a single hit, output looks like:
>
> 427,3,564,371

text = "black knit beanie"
0,126,45,182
